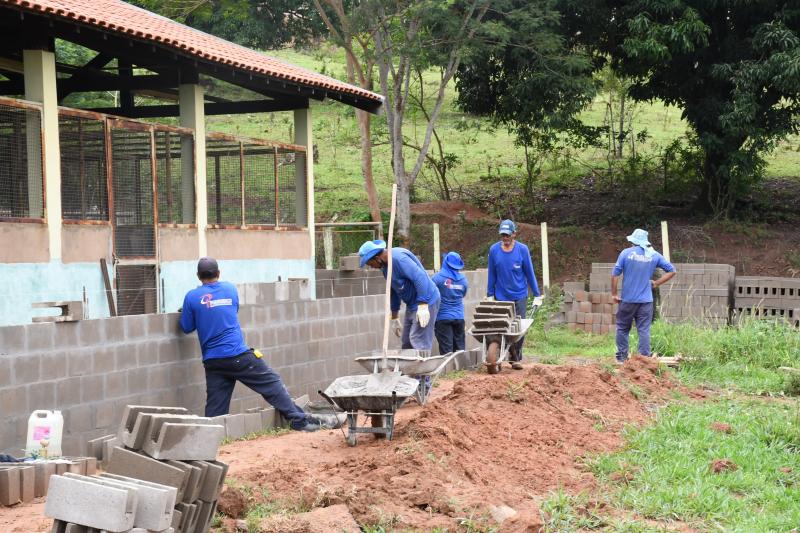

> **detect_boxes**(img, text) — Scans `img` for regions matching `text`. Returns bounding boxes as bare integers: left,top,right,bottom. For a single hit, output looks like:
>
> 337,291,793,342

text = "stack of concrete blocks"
733,277,800,327
236,278,310,306
559,281,617,334
0,270,489,457
80,405,228,533
590,263,733,326
315,268,385,299
471,300,521,334
0,457,99,506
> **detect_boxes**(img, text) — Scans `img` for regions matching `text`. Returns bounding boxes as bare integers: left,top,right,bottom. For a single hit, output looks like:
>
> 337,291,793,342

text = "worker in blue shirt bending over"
487,220,543,370
432,251,468,354
359,240,441,351
611,229,676,363
180,257,333,432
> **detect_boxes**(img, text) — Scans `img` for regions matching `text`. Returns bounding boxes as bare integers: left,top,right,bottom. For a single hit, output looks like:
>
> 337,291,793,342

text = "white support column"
661,220,670,262
540,222,550,293
24,49,61,259
294,107,314,262
179,84,207,256
433,223,440,272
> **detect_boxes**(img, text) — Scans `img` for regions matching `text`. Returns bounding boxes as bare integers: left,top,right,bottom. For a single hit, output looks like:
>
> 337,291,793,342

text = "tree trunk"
357,109,381,223
395,178,412,246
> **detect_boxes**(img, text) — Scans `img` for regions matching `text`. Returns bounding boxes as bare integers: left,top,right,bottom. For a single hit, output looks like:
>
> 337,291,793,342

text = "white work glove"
416,303,431,328
533,296,543,307
485,295,495,302
391,318,402,337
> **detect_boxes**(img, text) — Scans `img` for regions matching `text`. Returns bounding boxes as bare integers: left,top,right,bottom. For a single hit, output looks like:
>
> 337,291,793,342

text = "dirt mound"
238,358,679,530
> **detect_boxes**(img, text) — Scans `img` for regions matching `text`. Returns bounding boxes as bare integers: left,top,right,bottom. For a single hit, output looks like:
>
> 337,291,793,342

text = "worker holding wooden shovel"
359,240,441,353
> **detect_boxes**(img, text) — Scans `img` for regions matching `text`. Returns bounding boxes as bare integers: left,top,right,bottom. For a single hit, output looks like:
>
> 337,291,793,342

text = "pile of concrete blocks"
559,282,617,334
590,263,733,326
0,457,98,506
46,405,228,533
236,278,310,305
339,254,361,271
471,299,522,334
733,277,800,327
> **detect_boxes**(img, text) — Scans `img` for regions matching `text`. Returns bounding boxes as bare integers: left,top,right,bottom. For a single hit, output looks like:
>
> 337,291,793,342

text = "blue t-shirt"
432,266,468,320
612,246,675,303
382,247,441,313
487,241,541,301
179,281,249,360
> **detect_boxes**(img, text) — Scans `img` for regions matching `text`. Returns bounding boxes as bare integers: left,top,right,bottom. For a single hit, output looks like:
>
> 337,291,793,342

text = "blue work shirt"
487,241,541,301
179,281,249,360
382,247,440,313
432,266,469,320
612,246,675,303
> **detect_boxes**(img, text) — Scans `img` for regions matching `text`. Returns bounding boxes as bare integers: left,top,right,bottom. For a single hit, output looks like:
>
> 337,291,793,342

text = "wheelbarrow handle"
318,390,340,410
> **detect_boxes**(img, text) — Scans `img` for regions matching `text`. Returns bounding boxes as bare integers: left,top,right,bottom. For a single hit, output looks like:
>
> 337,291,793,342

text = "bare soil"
0,357,690,532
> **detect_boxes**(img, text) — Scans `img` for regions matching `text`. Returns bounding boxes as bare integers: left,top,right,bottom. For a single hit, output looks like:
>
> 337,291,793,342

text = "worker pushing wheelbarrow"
475,218,544,372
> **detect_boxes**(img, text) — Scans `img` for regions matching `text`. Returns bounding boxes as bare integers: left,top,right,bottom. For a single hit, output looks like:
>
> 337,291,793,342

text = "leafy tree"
454,0,597,197
563,0,800,215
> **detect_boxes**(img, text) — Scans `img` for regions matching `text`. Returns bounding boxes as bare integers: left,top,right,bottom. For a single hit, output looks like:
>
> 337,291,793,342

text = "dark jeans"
434,319,465,354
615,302,654,361
511,297,528,361
203,350,308,429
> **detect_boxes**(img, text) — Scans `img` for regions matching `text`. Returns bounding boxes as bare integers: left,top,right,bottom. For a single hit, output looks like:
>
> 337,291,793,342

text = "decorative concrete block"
44,474,137,532
118,406,190,449
97,473,177,531
33,461,57,498
194,499,217,533
174,502,197,533
106,447,189,504
165,461,202,504
194,460,228,502
141,420,224,461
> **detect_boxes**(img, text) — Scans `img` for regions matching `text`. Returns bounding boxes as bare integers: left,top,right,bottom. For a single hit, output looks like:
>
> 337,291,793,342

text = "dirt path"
0,357,686,532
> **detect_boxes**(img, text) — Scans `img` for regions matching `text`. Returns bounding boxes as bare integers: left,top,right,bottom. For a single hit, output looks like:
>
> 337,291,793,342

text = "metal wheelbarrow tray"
468,318,534,374
320,372,419,446
354,349,462,405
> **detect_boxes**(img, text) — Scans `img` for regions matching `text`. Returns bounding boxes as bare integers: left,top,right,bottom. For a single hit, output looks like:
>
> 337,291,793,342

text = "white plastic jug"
26,410,63,458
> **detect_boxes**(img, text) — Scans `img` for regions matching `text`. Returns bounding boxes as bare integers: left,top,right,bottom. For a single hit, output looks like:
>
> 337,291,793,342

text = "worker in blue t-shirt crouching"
179,257,336,432
611,229,676,363
487,220,543,370
432,251,468,354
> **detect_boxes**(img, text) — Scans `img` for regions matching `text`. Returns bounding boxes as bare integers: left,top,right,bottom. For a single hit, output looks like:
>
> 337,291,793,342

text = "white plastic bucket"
26,410,63,458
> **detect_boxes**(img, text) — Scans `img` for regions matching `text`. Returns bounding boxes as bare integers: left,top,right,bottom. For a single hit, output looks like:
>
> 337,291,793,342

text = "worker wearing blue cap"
611,228,676,363
487,220,542,370
359,240,440,351
432,252,469,354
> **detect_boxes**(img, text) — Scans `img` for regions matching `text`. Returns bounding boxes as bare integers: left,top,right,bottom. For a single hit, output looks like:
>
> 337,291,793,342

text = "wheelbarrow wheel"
486,341,501,374
346,432,357,447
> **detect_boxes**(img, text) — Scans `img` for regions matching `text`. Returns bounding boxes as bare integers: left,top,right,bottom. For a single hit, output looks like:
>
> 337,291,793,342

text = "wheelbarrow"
319,371,419,447
468,305,538,374
354,349,462,405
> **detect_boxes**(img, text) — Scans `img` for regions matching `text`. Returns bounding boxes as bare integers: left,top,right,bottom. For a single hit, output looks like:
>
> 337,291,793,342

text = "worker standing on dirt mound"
432,251,469,354
611,229,676,363
487,220,543,370
179,257,336,432
359,240,441,352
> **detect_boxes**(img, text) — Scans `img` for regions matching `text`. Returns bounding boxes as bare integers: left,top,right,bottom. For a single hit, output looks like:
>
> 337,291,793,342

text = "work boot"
307,413,344,429
296,421,322,432
511,362,524,370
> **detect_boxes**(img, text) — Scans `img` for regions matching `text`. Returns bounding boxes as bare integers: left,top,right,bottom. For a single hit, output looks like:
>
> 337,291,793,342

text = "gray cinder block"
194,460,228,502
142,421,224,461
86,434,115,461
166,461,202,504
44,474,138,532
224,414,246,439
117,405,190,449
96,473,177,531
0,466,21,506
33,461,57,498
106,447,190,504
243,412,262,435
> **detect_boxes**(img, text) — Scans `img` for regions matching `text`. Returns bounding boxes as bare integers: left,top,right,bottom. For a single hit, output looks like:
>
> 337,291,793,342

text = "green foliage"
564,0,800,215
590,399,800,530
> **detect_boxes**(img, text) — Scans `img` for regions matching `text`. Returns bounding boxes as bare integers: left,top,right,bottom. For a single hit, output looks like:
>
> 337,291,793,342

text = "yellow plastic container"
26,410,63,458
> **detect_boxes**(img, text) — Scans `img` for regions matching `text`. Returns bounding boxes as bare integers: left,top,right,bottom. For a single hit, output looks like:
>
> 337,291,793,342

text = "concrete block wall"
591,263,734,326
315,269,385,299
0,270,488,457
734,276,800,326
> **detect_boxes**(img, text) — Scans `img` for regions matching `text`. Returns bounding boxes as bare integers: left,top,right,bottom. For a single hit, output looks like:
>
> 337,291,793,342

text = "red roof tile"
2,0,382,107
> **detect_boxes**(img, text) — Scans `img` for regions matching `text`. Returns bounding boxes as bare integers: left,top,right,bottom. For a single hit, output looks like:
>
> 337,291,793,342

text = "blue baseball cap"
498,219,516,235
443,251,464,270
358,240,387,267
